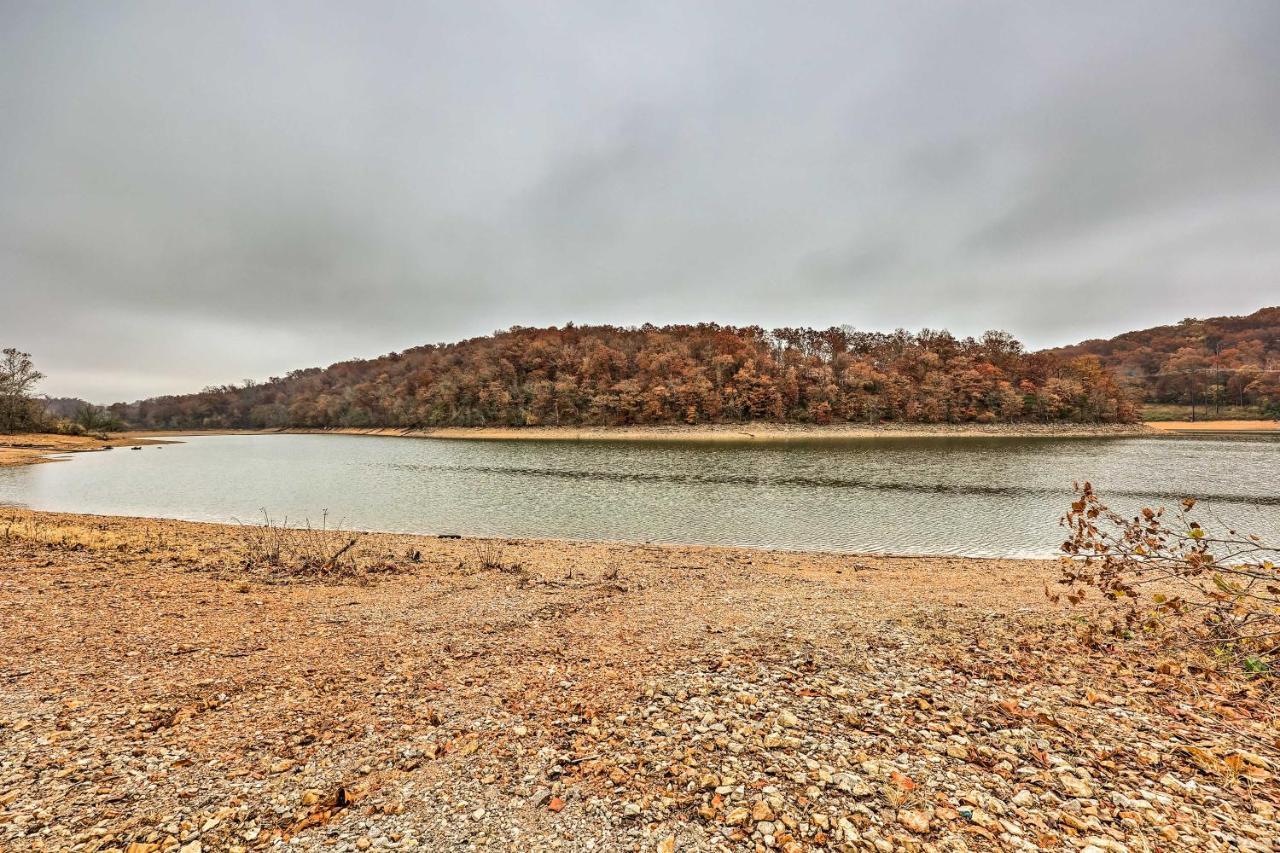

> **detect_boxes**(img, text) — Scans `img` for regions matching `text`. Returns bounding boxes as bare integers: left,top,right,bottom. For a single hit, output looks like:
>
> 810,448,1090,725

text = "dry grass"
1148,419,1280,432
234,510,366,578
0,509,392,580
1,513,187,557
466,538,525,575
1141,404,1273,422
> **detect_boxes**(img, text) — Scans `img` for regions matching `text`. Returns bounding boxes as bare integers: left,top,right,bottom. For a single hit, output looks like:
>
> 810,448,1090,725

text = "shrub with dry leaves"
1054,481,1278,677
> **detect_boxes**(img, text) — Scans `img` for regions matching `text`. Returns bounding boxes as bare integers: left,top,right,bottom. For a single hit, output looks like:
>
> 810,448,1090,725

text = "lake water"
0,433,1276,557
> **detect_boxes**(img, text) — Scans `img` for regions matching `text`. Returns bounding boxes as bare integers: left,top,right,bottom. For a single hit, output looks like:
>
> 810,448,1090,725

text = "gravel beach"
0,510,1275,852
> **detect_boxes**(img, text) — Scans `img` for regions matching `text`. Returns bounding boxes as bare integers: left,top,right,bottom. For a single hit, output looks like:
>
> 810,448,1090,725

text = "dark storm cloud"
2,1,1278,401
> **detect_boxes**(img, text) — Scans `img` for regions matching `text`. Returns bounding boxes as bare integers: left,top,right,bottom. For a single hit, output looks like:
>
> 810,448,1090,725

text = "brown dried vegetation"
1055,484,1279,678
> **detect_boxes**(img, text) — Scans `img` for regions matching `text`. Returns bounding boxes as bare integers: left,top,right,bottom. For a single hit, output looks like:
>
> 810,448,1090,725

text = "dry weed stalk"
468,539,523,574
235,510,364,578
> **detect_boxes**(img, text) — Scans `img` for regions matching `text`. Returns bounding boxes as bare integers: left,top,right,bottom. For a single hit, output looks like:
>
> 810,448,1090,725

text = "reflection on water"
0,433,1275,557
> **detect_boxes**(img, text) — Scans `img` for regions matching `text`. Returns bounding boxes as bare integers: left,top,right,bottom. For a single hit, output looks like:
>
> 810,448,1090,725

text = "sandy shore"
1,509,1274,851
124,421,1155,445
0,432,173,467
1148,420,1280,434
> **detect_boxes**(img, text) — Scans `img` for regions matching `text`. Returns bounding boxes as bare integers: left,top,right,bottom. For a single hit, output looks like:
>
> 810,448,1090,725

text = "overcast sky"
2,1,1278,402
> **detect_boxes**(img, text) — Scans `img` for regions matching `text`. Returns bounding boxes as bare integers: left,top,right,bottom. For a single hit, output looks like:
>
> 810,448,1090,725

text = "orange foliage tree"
113,324,1138,429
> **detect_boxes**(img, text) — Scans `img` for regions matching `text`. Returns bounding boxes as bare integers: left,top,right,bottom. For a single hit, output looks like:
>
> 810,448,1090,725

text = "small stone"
355,839,371,851
752,800,774,821
657,837,675,853
725,806,750,825
777,711,800,728
1011,789,1035,807
178,843,201,853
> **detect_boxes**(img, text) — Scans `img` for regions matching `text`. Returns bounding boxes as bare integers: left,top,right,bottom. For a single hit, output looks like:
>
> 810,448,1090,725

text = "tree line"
1051,306,1280,416
108,324,1136,430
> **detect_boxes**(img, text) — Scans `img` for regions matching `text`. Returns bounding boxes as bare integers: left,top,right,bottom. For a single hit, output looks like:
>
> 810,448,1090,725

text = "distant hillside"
1050,307,1280,416
111,324,1135,430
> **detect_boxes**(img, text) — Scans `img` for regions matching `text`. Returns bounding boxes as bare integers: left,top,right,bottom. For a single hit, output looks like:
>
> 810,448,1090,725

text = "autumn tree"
1050,306,1279,414
111,324,1139,430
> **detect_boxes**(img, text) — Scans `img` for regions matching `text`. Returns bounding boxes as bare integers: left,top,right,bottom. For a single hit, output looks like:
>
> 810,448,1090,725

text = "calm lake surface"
0,433,1276,557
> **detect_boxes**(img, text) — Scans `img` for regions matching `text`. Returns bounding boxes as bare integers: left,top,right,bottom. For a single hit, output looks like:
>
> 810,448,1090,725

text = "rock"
355,839,371,851
657,837,675,853
1012,789,1035,807
1058,773,1094,799
898,809,931,834
178,844,201,853
752,800,775,821
725,806,750,825
778,711,800,728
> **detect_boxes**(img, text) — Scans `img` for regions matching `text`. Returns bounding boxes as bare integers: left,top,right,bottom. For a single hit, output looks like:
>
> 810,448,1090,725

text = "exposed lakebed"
0,432,1275,557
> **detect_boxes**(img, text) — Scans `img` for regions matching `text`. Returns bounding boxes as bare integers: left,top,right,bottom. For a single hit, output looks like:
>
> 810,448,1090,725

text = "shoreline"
0,432,174,467
6,418,1271,470
0,506,1063,561
125,421,1156,444
1146,419,1280,434
1,508,1273,851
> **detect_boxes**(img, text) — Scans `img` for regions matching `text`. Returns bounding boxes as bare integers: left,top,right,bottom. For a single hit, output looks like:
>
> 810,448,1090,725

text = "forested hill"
111,324,1136,429
1049,307,1280,414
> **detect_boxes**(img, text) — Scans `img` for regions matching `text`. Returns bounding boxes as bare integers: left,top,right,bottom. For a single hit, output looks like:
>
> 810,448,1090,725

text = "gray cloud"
2,0,1277,401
